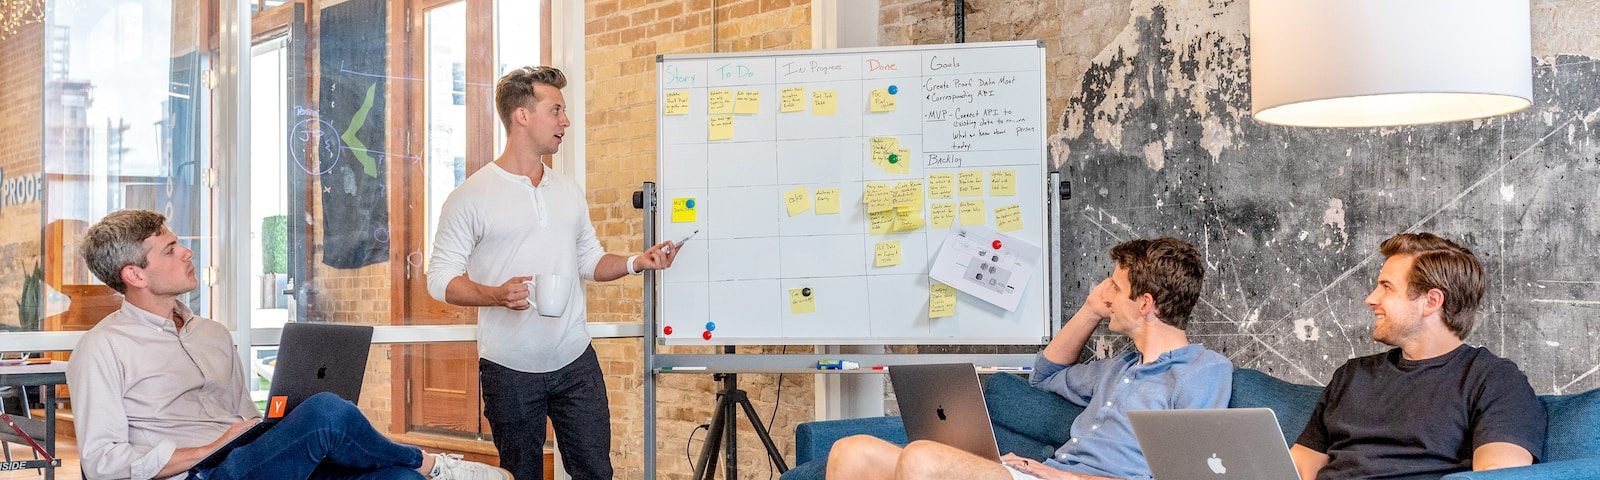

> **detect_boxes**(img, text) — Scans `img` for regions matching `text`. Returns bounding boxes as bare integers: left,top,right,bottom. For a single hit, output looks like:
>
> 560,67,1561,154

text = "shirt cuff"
134,439,177,480
626,255,642,275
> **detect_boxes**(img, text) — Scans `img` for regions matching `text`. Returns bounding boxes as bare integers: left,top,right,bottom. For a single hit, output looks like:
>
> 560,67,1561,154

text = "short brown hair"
79,209,166,294
494,66,567,130
1378,232,1485,339
1109,237,1205,329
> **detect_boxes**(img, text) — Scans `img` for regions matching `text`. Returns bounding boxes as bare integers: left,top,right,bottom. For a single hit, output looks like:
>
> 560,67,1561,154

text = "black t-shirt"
1295,344,1546,480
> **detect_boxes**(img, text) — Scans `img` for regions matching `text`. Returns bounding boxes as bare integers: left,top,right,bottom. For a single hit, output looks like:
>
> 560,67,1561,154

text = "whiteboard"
654,41,1051,345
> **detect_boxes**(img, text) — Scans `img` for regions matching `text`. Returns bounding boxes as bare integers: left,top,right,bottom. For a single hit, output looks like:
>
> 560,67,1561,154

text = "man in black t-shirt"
1290,232,1546,480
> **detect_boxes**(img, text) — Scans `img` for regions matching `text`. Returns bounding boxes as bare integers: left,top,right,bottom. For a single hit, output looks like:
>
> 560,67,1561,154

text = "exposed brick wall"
0,0,46,331
583,0,815,477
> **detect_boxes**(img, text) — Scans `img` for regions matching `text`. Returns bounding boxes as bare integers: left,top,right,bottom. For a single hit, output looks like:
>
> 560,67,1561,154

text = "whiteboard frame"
652,40,1056,346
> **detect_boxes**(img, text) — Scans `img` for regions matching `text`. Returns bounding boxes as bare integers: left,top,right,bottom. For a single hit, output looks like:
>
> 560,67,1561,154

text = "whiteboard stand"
641,170,1063,478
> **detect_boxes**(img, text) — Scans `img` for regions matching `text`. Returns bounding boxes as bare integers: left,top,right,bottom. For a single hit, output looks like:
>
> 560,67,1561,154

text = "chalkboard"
654,41,1052,345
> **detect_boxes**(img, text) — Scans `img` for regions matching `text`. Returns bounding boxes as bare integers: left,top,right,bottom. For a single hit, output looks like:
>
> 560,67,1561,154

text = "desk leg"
45,386,54,480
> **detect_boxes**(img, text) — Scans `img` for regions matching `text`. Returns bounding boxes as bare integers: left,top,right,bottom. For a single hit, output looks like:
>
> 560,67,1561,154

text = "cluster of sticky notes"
706,89,762,141
994,204,1023,232
812,90,838,116
869,137,911,174
869,88,897,113
789,287,816,314
784,186,812,216
874,240,902,267
780,87,806,113
672,197,698,223
863,181,928,234
929,282,957,318
664,91,690,115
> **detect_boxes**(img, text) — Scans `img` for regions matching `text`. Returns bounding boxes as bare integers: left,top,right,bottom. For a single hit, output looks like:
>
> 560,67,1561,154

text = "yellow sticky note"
892,209,924,232
812,90,837,116
780,87,805,113
874,241,902,267
930,202,955,228
789,288,816,314
708,89,734,114
784,186,812,216
892,180,924,210
869,88,896,112
990,169,1016,196
868,210,895,235
735,90,761,114
870,137,899,165
929,282,957,318
708,115,734,141
995,204,1023,232
959,200,986,226
958,171,984,197
864,182,892,212
815,188,840,214
672,197,698,223
886,148,912,174
664,91,690,116
928,173,954,198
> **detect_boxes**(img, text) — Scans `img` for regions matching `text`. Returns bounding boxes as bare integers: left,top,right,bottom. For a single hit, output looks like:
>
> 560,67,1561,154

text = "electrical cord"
687,423,709,471
767,345,788,480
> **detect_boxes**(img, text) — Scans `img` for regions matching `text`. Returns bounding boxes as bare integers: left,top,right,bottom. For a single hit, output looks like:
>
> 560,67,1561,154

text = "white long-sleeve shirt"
66,302,259,480
426,163,606,373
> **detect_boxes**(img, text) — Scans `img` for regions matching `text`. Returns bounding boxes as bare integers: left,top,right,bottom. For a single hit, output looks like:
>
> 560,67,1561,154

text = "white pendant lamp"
1250,0,1532,128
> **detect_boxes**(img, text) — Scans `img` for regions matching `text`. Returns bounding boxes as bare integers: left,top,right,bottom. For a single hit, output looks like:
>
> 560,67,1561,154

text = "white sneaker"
428,453,511,480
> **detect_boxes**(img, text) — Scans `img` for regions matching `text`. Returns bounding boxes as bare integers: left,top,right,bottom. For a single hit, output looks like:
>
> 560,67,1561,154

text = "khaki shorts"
1003,463,1042,480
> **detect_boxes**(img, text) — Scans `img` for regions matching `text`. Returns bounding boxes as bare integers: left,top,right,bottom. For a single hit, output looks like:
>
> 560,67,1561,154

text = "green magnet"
887,154,899,164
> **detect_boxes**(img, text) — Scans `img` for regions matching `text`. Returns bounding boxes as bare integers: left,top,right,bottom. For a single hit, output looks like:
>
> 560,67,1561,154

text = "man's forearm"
444,275,500,307
593,253,630,282
1040,309,1102,365
154,445,214,479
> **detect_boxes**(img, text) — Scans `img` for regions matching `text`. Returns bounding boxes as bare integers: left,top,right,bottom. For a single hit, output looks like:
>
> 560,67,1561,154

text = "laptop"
888,363,1002,462
1128,408,1301,480
192,323,375,470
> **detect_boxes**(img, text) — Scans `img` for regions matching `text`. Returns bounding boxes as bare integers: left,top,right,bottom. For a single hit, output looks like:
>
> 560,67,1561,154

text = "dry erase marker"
663,229,699,255
661,366,707,371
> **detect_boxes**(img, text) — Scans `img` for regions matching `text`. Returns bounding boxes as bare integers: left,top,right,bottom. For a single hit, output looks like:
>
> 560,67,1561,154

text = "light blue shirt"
1028,344,1233,480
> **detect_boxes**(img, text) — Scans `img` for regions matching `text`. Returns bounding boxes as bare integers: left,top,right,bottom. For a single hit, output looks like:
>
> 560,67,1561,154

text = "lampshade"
1250,0,1532,128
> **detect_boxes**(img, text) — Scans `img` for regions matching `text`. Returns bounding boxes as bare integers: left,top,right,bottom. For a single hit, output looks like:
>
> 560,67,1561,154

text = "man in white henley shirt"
426,66,678,480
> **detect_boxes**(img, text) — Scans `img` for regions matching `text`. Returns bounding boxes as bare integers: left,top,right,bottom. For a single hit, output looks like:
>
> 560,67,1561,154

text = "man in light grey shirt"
68,209,508,480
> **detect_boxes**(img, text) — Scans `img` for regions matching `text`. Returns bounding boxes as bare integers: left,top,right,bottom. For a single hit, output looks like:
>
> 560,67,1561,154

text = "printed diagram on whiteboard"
929,226,1041,313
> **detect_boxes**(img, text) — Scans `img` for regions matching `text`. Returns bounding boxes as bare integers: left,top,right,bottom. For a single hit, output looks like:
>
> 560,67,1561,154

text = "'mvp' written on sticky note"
784,186,812,216
664,91,690,116
812,90,838,116
874,240,902,267
815,188,840,214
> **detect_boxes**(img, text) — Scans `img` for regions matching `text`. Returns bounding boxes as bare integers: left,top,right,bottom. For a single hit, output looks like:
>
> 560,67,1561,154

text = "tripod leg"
723,394,738,480
693,392,729,480
735,393,791,472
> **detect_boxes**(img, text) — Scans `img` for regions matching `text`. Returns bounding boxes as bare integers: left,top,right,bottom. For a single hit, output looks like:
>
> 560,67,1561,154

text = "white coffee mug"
527,274,571,317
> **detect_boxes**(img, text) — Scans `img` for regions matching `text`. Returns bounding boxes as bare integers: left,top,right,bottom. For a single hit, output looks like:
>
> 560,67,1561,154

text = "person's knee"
828,435,882,463
896,441,951,477
297,392,363,424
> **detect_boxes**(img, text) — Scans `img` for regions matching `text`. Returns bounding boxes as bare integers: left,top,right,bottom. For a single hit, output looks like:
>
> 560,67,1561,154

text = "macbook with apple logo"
888,363,1002,462
192,322,376,470
1128,408,1301,480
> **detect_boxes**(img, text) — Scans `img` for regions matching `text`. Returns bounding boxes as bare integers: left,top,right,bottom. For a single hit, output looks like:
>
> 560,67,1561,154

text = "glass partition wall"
1,0,559,453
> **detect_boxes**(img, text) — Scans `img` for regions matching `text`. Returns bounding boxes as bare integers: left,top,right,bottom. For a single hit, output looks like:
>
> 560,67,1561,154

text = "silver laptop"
888,363,1002,462
1128,408,1301,480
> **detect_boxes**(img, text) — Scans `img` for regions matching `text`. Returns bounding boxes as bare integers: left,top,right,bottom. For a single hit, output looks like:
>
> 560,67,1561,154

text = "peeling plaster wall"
890,0,1600,394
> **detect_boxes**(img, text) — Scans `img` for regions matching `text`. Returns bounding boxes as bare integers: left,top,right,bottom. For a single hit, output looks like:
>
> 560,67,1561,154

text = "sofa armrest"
1440,458,1600,480
793,416,907,465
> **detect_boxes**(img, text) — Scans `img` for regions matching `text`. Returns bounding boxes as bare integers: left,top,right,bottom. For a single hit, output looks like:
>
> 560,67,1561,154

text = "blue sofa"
780,369,1600,480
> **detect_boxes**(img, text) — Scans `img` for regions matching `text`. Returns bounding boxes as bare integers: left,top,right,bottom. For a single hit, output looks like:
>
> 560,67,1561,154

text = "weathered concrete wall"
891,0,1600,394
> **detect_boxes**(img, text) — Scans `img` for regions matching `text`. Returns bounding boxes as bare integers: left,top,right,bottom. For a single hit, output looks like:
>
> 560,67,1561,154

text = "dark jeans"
480,346,612,480
195,392,425,480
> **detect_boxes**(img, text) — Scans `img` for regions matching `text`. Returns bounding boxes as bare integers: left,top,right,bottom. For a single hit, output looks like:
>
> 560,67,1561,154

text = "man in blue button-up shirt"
827,238,1232,480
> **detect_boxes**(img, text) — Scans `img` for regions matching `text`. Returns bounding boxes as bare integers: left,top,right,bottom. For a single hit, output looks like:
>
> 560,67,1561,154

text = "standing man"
427,66,677,480
1290,232,1546,479
69,209,509,480
827,238,1233,480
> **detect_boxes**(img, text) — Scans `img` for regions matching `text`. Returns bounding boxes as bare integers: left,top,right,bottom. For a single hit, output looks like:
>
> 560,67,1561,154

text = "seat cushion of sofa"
983,372,1084,460
1227,368,1325,445
1541,387,1600,462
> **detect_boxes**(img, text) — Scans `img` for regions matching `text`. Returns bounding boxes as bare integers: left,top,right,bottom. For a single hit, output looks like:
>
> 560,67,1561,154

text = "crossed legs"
825,435,1015,480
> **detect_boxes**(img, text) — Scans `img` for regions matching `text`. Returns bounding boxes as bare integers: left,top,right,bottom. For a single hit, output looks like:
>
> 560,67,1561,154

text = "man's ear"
120,264,146,290
1423,288,1446,317
1138,292,1158,318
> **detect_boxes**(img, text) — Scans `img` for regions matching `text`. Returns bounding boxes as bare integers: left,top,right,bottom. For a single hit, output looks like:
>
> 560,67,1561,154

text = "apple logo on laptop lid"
1207,453,1226,474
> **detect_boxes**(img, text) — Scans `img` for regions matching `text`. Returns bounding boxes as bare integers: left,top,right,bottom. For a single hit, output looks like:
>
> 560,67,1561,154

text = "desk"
0,361,67,479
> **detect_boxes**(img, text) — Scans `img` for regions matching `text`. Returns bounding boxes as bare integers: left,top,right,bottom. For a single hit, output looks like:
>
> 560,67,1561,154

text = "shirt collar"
1130,343,1205,368
486,162,554,188
118,300,196,334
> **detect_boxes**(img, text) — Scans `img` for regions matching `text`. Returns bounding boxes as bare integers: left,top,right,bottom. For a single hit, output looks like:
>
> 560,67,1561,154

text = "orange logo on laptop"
267,396,288,419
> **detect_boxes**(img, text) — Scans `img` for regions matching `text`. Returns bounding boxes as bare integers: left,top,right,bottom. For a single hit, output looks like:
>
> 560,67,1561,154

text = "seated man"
1290,232,1546,479
67,209,510,480
827,237,1233,480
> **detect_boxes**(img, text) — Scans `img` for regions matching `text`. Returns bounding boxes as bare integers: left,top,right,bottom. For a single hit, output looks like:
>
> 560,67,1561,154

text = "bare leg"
826,435,905,480
895,440,1014,480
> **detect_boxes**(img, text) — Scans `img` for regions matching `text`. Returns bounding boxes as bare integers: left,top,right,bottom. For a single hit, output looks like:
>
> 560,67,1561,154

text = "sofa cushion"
1227,368,1325,444
792,415,906,465
984,372,1085,461
1540,388,1600,462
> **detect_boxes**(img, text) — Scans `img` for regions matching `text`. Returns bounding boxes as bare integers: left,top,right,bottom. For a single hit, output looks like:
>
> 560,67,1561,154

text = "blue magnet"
705,321,716,331
887,85,899,95
686,199,696,209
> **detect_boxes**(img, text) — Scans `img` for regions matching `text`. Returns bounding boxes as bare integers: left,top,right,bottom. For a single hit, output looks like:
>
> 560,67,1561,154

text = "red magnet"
663,325,674,335
991,240,1003,250
702,330,713,340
